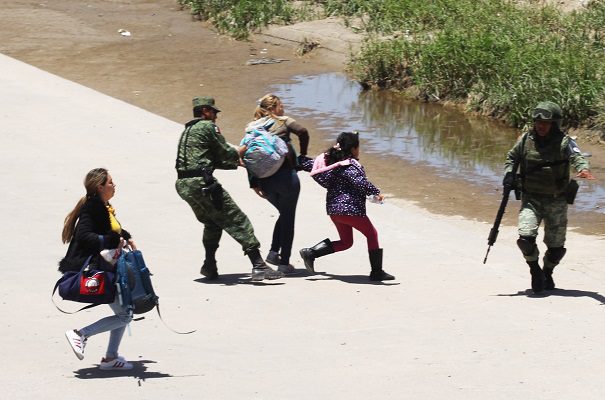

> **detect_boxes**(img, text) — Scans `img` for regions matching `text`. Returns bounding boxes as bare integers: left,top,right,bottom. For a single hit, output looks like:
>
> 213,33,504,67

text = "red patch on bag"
80,272,107,295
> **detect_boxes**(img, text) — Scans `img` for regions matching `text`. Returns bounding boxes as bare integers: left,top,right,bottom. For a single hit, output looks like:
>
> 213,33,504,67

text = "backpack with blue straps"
240,117,289,178
116,249,158,316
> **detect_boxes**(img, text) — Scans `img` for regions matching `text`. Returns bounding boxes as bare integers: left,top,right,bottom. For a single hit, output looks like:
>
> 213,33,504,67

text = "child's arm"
343,161,380,196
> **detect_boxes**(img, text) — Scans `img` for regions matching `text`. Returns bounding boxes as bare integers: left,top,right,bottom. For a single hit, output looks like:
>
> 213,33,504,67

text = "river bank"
0,0,602,234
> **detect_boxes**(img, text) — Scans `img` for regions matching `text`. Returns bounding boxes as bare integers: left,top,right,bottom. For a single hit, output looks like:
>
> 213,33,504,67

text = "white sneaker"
265,251,280,266
65,329,86,360
277,264,297,274
99,356,133,370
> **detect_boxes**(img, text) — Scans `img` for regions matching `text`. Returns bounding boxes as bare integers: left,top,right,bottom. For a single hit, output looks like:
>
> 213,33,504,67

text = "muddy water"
272,73,605,233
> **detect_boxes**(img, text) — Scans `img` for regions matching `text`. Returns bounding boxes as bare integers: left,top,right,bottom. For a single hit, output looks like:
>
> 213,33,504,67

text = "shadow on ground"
73,359,187,382
307,272,400,286
496,288,605,304
193,273,286,286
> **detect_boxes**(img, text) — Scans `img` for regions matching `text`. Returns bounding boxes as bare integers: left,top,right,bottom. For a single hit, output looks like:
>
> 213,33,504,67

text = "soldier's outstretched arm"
566,137,595,179
211,128,240,170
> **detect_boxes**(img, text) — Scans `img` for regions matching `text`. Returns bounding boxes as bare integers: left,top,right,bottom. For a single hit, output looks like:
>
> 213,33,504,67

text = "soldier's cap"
532,101,562,121
192,96,221,112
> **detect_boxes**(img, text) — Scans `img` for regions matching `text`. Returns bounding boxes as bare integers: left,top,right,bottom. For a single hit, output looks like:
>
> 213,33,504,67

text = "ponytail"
61,168,108,244
325,131,359,165
61,196,87,244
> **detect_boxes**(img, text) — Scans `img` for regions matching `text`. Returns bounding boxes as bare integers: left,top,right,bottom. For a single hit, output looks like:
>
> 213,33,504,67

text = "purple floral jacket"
304,156,380,216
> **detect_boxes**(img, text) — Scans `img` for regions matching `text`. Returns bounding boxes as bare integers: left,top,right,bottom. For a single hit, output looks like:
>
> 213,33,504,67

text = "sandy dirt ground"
2,50,605,400
2,2,605,399
1,0,602,235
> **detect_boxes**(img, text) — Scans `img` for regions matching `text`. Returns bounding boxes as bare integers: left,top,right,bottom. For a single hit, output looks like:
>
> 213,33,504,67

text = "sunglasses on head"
532,108,555,120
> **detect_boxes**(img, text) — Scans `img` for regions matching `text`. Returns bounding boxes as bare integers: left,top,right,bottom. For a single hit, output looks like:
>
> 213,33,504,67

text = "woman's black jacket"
58,196,131,273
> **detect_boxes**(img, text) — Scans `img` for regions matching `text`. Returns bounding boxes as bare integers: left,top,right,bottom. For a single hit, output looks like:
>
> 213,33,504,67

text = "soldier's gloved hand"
502,172,515,190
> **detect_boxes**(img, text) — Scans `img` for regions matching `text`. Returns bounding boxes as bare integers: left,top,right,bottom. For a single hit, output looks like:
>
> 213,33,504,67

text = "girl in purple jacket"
299,131,394,281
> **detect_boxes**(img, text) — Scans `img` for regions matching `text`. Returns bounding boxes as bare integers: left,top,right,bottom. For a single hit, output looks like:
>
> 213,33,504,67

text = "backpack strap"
154,303,196,335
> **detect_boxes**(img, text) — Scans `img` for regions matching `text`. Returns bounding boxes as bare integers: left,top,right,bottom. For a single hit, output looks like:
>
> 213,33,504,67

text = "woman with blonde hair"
245,93,310,273
60,167,137,370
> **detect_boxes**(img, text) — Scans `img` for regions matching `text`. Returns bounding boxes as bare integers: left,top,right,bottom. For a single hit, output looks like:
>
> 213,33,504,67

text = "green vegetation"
177,0,316,40
178,0,605,130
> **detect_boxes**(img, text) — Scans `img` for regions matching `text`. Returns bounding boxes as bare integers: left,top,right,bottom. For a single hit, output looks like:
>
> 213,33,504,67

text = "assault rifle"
483,168,521,264
483,185,518,263
483,133,527,264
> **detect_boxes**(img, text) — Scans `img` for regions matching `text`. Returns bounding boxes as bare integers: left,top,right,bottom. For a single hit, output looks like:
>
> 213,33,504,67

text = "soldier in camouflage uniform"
504,101,595,293
175,96,283,281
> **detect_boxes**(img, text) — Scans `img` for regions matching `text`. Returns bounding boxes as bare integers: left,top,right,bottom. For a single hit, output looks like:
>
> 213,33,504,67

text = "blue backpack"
116,249,158,315
241,117,289,178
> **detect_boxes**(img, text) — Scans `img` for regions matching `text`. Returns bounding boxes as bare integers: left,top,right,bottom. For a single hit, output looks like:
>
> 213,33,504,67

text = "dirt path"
1,0,603,235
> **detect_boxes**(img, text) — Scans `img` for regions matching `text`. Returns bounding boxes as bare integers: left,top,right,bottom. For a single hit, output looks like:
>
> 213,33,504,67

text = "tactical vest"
521,131,570,195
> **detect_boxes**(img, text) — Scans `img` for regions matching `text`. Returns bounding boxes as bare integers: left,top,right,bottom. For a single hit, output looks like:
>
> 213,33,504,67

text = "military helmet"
531,101,562,122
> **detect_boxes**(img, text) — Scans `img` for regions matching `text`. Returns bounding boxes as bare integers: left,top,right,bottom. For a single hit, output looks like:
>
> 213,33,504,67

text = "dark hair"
193,106,203,118
325,131,359,165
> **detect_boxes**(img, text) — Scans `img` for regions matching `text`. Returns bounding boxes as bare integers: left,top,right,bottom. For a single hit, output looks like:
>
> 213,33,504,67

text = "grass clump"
177,0,319,40
177,0,605,130
346,0,605,129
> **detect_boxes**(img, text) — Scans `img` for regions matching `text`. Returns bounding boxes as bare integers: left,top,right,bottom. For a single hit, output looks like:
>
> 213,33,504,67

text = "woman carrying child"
299,131,395,281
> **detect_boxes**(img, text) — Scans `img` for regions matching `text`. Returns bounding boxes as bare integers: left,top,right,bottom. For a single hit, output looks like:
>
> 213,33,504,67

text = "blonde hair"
61,168,109,244
254,93,282,120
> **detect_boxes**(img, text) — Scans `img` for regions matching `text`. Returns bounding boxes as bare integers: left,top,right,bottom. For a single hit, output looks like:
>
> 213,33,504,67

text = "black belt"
524,191,565,199
177,170,205,179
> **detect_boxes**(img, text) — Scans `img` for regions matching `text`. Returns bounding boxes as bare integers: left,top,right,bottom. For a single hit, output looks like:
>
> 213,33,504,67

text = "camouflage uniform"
504,101,590,292
175,97,283,281
175,118,260,254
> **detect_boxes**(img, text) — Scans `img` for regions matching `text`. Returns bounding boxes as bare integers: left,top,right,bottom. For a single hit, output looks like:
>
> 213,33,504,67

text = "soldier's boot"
200,244,219,280
517,236,543,293
368,248,395,281
299,239,334,274
248,248,284,282
527,261,545,294
543,247,566,290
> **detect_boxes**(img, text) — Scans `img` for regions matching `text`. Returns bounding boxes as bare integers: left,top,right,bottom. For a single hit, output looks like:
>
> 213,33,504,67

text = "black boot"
200,259,218,280
543,267,555,290
527,261,545,293
200,244,219,280
543,247,565,291
299,239,335,274
248,248,284,282
369,248,395,281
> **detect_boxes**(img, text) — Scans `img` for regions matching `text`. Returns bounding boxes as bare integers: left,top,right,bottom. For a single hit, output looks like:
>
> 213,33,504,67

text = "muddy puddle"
272,73,605,234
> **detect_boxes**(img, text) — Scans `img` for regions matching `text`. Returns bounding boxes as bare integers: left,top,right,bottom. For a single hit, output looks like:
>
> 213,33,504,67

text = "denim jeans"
259,168,300,265
79,298,133,359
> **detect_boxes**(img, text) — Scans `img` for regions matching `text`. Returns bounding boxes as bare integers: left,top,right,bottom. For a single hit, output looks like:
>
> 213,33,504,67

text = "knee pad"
545,247,566,264
517,236,537,256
